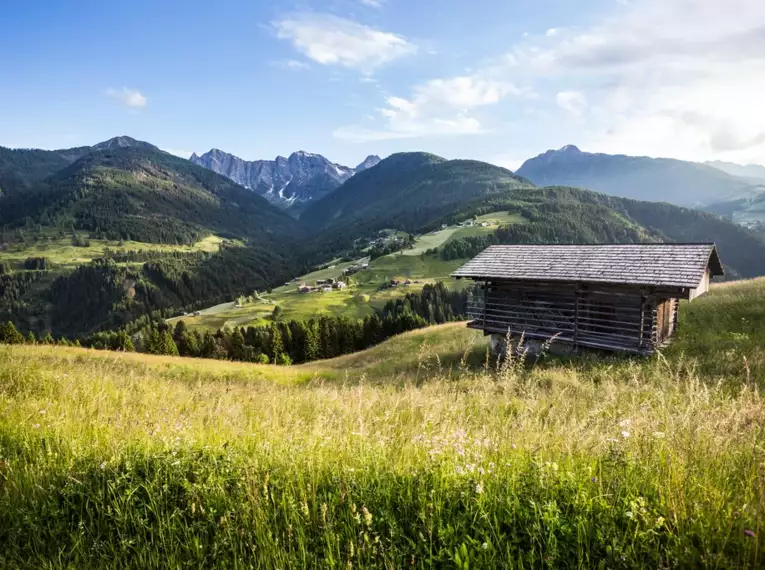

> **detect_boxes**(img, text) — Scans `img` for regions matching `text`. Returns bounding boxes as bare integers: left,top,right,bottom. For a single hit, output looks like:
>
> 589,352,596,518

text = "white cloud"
334,75,520,141
510,0,765,163
273,13,416,74
556,91,587,117
272,59,311,70
359,0,385,7
545,28,559,37
106,87,147,109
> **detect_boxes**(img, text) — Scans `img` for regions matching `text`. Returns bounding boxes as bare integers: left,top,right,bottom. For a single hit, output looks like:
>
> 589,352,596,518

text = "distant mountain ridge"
189,148,381,207
516,145,759,208
706,160,765,183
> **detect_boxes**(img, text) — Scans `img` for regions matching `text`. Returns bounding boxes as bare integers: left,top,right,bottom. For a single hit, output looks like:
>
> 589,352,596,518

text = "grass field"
1,279,764,567
2,234,226,270
402,212,526,256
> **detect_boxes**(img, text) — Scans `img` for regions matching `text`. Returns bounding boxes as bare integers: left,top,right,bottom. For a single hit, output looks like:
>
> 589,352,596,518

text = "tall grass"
1,280,765,568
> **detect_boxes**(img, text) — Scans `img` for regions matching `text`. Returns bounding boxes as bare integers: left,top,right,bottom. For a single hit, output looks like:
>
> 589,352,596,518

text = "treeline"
0,283,469,366
102,248,206,264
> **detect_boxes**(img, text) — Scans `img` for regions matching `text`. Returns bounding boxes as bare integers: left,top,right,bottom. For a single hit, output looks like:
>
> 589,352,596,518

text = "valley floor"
1,279,765,568
167,211,522,331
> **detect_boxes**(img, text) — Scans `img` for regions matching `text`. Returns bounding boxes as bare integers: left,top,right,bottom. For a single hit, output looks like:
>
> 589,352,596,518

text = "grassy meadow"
2,233,226,270
1,278,765,567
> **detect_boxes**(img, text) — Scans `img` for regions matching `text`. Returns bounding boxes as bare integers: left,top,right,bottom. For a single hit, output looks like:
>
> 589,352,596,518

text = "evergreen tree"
0,321,24,344
229,328,246,360
268,323,285,362
158,330,179,356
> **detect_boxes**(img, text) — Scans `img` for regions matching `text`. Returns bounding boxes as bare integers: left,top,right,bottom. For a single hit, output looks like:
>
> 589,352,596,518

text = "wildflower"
618,418,631,427
621,431,630,439
744,529,756,538
591,477,598,483
481,542,489,551
301,501,309,518
362,506,373,527
475,483,484,495
656,516,665,527
99,462,106,470
626,511,634,520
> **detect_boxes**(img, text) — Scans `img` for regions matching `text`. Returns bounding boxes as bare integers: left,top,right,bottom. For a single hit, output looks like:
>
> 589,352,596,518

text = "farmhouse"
453,243,724,355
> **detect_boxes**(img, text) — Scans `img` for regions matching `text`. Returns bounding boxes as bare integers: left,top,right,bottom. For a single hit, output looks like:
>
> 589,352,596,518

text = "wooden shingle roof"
452,243,723,288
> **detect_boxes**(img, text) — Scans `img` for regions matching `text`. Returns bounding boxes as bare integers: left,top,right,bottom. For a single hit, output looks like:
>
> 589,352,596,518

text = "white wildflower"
621,431,630,438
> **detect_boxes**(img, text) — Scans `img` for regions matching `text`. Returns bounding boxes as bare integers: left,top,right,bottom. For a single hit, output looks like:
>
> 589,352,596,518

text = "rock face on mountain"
189,149,381,207
516,145,757,207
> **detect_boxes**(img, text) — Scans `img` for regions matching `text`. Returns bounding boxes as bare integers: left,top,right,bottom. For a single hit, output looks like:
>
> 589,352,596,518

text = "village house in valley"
453,243,724,355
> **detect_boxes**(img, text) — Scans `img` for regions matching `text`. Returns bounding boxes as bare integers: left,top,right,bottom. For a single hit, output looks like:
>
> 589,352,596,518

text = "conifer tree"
0,321,24,344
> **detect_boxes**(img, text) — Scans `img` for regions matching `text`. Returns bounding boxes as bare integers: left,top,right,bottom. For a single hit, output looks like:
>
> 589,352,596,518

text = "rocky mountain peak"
355,155,382,172
189,148,380,207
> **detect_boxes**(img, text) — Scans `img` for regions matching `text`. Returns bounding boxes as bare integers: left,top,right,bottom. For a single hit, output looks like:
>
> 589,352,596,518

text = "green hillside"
0,144,308,336
302,153,534,247
1,279,764,567
0,145,300,245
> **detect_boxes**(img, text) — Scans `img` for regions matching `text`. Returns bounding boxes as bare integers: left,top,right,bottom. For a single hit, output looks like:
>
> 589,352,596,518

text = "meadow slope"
1,279,764,568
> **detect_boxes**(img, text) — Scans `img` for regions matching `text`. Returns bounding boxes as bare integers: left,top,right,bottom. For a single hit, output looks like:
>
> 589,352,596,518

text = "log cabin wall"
467,280,677,354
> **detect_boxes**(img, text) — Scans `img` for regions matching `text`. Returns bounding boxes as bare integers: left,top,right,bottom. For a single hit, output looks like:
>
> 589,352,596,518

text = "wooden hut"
452,243,723,355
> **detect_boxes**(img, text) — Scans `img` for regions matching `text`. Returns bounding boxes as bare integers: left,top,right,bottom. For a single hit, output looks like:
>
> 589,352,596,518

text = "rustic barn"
452,244,724,355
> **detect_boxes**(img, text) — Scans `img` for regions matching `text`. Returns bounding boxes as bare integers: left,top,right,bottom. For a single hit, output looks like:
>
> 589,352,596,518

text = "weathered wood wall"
467,280,679,354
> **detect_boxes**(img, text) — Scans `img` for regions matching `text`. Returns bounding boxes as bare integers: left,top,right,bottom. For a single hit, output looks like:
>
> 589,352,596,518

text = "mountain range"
516,145,764,209
189,148,380,208
3,135,765,336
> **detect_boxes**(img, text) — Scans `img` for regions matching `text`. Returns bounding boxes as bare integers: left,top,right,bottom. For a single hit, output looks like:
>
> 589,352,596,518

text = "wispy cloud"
272,59,311,70
335,75,521,141
273,13,416,74
106,87,147,110
556,91,587,117
359,0,385,7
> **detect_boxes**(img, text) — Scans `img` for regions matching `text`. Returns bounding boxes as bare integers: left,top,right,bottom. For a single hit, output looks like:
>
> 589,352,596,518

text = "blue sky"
2,0,765,168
